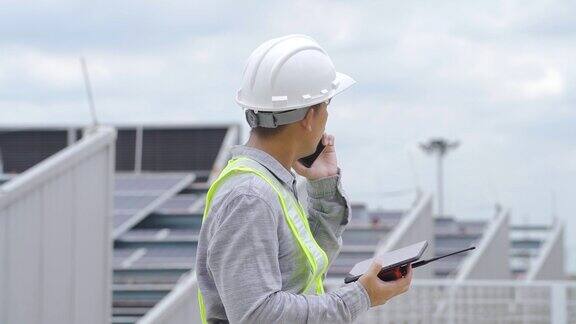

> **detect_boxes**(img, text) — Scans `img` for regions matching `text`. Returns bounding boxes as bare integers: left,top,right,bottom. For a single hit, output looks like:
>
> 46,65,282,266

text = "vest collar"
229,145,297,187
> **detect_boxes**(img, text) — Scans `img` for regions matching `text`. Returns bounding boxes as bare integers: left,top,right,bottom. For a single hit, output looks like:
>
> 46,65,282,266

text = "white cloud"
0,47,81,89
517,67,565,99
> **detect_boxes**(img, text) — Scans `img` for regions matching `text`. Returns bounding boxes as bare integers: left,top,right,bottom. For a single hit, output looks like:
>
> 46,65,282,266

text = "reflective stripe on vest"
197,156,329,324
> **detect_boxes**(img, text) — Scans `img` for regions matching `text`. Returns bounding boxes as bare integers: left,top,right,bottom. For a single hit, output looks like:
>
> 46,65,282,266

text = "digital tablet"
344,240,428,284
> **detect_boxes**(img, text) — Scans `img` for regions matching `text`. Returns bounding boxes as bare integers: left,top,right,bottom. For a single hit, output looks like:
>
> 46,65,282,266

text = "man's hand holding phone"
293,134,339,180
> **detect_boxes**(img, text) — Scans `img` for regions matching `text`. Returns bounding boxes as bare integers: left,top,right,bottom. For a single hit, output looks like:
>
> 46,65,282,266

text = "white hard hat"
236,35,355,127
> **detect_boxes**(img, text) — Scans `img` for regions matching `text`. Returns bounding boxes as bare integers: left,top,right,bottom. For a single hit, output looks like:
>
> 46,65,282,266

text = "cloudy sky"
1,0,574,272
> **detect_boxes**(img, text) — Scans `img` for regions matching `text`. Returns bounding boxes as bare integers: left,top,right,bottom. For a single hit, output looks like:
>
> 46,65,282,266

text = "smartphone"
299,141,326,168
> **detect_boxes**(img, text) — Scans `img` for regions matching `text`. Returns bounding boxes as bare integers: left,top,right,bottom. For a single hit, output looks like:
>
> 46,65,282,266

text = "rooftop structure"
511,220,565,280
1,124,239,324
434,216,485,278
327,204,405,279
1,125,571,323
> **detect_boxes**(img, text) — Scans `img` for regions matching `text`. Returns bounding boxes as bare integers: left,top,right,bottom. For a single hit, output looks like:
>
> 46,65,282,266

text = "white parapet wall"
376,193,435,279
456,209,511,280
0,126,116,324
527,220,566,281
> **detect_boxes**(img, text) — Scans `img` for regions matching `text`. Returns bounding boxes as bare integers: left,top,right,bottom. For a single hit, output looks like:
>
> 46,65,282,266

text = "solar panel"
119,228,199,242
154,194,200,214
115,129,137,171
434,217,484,277
342,228,389,246
115,195,160,210
113,268,187,285
113,174,195,239
0,129,69,173
116,177,193,193
113,245,197,270
141,128,227,171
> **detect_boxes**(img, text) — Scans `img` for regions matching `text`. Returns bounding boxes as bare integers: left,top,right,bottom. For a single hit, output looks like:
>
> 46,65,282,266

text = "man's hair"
250,103,321,138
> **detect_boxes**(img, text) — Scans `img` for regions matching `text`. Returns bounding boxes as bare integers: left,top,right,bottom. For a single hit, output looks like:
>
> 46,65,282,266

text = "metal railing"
141,275,576,324
0,126,116,324
327,278,576,324
136,192,573,324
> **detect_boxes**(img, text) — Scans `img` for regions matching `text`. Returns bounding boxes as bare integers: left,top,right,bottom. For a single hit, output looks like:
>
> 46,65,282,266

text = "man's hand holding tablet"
358,256,413,307
350,240,476,307
347,241,428,284
354,240,427,307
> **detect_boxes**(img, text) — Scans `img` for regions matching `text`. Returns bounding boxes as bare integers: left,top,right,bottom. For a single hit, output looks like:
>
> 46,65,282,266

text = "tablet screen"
348,240,428,277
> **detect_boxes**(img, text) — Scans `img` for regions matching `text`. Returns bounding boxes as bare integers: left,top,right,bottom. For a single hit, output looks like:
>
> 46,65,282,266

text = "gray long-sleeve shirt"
195,145,370,323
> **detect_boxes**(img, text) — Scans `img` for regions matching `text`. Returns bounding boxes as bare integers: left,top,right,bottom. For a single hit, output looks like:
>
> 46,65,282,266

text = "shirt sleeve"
306,167,351,266
206,191,369,323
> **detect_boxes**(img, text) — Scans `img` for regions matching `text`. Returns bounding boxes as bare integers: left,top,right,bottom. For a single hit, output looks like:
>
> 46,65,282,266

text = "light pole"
420,138,459,217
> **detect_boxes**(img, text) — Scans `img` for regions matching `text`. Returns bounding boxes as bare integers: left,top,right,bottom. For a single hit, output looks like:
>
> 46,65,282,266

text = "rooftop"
0,125,568,324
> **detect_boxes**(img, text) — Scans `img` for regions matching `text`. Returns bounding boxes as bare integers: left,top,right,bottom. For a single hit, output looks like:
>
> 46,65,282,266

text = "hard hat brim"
332,71,356,98
236,71,356,112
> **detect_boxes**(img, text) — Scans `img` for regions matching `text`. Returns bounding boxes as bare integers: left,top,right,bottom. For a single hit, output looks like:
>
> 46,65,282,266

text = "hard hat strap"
245,106,311,128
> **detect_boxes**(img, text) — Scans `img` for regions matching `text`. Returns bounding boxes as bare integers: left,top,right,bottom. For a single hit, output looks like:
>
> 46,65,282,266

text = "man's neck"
246,134,297,171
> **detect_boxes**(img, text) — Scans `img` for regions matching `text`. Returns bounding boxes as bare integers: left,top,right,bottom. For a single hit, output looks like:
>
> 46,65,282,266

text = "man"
196,34,412,323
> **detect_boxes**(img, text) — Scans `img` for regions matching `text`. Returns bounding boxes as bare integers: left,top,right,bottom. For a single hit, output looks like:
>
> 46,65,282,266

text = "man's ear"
300,105,317,132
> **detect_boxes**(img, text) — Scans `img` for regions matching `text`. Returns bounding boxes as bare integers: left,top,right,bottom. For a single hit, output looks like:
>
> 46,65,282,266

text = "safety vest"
197,156,329,323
